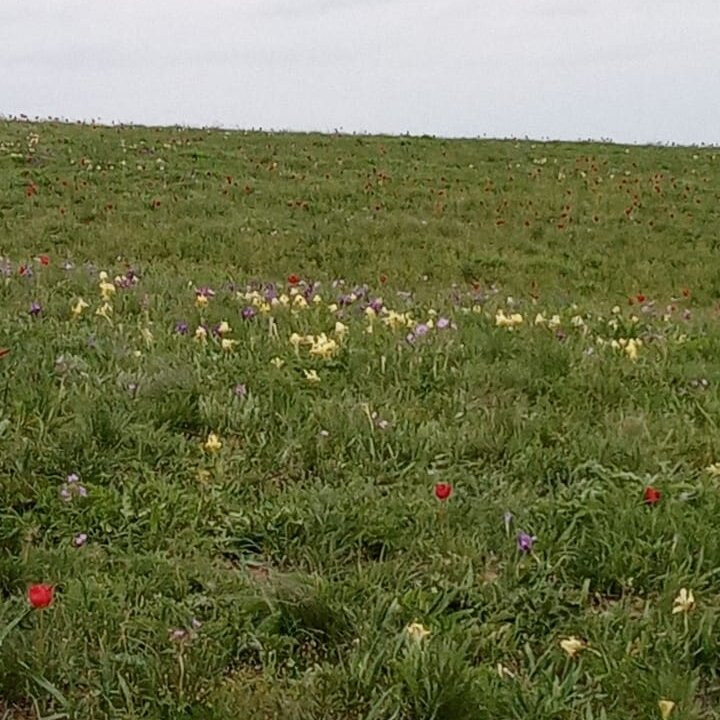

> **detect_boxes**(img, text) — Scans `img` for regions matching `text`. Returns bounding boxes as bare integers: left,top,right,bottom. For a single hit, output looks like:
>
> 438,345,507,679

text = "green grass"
2,119,720,718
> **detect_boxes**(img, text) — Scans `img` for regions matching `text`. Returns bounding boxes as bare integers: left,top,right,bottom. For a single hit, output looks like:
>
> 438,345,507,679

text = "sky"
1,0,719,145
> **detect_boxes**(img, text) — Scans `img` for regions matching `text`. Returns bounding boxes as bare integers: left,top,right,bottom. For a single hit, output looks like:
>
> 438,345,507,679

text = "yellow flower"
313,294,323,304
672,588,695,614
658,699,675,719
293,294,307,308
625,338,641,361
133,350,142,358
289,332,303,348
72,297,89,317
194,326,207,343
571,315,585,328
221,338,238,351
98,271,109,281
334,321,348,337
328,303,338,313
534,312,546,325
278,293,290,306
258,302,271,314
270,356,285,368
559,636,586,658
203,433,222,452
99,280,116,301
304,369,321,383
216,320,231,335
405,622,430,643
495,310,523,328
195,294,209,309
95,302,113,321
548,314,561,329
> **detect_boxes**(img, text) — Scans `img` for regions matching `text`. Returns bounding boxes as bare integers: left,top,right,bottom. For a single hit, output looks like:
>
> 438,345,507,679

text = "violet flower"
234,383,247,398
175,321,189,335
241,306,256,320
73,533,88,547
29,301,42,317
436,317,450,330
517,532,536,553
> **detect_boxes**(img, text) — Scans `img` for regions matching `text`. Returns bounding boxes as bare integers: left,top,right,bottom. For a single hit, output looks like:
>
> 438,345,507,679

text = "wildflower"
27,584,54,609
72,297,89,317
334,321,348,337
288,273,300,285
643,486,661,506
534,313,546,325
658,700,675,719
221,338,238,351
216,320,231,335
59,473,87,502
242,306,256,320
559,636,586,658
99,280,116,300
503,511,514,534
72,533,88,548
547,314,561,329
270,356,285,368
175,321,188,335
95,302,113,321
304,369,321,383
517,532,535,553
234,383,247,398
672,588,695,614
406,622,430,642
434,482,453,501
204,433,222,452
289,332,303,348
29,301,42,317
495,310,523,328
38,254,50,266
436,317,450,329
414,323,430,337
194,325,208,342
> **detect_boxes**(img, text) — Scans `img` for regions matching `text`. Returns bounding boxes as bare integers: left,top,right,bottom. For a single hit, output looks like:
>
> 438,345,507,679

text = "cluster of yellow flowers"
495,309,524,328
534,312,562,329
381,309,413,330
289,323,346,359
595,336,643,361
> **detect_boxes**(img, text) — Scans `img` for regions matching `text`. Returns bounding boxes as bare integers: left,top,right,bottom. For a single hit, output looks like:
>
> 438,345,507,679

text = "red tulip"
38,254,50,266
27,584,54,609
643,486,661,506
288,273,300,286
434,482,453,501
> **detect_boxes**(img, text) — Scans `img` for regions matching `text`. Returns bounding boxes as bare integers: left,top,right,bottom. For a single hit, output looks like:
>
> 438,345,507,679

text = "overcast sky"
1,0,718,145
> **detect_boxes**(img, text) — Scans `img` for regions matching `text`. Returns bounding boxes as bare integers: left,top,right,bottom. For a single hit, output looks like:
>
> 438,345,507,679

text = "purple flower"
517,532,535,553
73,533,88,547
60,473,87,502
264,284,278,301
414,323,430,337
241,306,256,320
436,317,450,330
368,298,384,313
66,473,80,484
405,332,416,345
29,301,42,317
234,383,247,398
195,286,215,298
175,321,189,335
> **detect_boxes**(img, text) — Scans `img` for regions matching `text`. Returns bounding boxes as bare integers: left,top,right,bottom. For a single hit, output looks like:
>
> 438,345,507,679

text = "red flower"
18,265,28,276
38,254,50,266
288,273,300,286
682,288,690,297
27,584,54,609
379,274,388,285
643,486,661,506
25,183,37,197
636,294,646,304
434,482,453,501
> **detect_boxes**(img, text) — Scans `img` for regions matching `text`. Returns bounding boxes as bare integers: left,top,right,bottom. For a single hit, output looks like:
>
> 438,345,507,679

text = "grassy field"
2,119,720,719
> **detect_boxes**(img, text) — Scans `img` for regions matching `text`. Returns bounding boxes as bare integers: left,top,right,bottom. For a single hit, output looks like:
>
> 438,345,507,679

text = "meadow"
2,118,720,719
